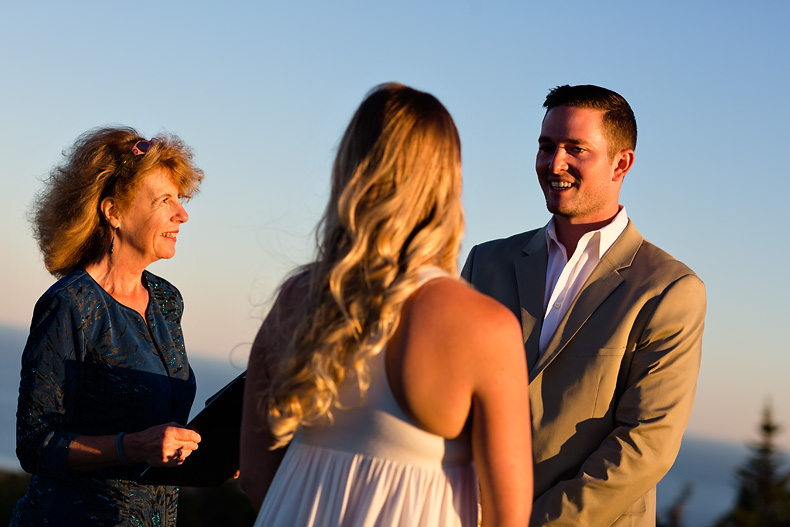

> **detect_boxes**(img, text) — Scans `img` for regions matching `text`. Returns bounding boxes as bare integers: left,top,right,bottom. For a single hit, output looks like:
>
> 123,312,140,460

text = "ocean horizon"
1,323,785,526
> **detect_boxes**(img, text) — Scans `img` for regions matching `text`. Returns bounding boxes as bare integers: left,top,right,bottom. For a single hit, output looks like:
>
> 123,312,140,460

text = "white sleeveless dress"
255,268,478,527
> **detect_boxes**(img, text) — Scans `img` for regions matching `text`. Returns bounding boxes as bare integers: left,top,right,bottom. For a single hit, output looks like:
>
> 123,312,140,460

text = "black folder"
138,371,246,487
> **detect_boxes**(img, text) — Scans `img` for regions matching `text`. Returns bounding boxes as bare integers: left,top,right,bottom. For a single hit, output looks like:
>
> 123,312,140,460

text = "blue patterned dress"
11,269,197,526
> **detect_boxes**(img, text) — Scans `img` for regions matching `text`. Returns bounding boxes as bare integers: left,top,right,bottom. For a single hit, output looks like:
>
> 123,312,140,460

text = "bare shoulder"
390,276,527,439
248,271,310,379
415,277,520,324
252,273,309,347
408,277,522,353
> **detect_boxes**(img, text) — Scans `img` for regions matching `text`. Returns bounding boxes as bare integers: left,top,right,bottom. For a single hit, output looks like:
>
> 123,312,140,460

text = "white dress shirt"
539,207,629,355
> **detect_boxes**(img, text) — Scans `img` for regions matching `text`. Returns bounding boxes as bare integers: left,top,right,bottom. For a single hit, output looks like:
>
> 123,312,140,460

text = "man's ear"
613,149,635,182
100,197,121,229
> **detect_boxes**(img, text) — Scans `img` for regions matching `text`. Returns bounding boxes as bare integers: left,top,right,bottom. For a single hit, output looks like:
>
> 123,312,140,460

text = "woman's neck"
84,256,149,318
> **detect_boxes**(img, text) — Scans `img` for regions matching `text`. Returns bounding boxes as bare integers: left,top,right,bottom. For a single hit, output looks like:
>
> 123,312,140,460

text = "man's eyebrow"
538,135,585,145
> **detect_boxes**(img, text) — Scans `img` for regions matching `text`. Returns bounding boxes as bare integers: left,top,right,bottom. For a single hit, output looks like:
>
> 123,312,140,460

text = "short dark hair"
543,84,637,158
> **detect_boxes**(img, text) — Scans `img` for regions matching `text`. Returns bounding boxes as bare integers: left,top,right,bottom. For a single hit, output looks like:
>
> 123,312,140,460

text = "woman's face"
117,168,189,267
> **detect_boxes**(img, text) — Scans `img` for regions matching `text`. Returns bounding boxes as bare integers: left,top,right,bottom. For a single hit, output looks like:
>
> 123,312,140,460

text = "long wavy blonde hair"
264,83,464,447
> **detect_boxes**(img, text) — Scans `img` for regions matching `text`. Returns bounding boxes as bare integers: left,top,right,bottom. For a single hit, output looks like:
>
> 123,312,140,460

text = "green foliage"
0,470,30,524
177,479,257,527
715,402,790,527
657,482,693,527
0,470,256,526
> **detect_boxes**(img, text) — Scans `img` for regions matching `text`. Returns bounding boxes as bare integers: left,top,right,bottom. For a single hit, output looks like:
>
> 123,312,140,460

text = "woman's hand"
124,423,202,467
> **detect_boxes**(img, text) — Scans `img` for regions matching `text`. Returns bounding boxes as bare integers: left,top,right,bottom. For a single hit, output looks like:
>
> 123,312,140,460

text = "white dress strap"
416,265,454,286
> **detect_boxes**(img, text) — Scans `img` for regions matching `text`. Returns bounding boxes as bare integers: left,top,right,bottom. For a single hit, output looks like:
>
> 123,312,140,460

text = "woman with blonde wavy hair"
240,83,533,526
12,126,203,526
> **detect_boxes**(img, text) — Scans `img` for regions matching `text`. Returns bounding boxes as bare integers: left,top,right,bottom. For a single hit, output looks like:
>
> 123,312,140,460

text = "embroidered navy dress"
11,269,197,526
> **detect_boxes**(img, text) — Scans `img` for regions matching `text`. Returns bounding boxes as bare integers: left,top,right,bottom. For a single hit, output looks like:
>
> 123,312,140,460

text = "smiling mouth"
162,232,177,238
550,181,574,189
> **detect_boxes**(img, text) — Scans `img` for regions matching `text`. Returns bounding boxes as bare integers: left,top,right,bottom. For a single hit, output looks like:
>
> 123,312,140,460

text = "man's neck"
553,212,619,258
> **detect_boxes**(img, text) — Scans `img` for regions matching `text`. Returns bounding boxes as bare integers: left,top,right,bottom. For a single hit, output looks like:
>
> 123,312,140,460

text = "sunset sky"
1,1,788,449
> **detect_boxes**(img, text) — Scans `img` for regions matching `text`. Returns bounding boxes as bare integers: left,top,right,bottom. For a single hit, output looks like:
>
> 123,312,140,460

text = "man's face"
536,106,624,225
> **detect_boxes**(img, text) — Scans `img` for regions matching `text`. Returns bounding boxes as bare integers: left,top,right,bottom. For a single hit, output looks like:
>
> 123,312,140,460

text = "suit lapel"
514,228,548,373
527,221,644,381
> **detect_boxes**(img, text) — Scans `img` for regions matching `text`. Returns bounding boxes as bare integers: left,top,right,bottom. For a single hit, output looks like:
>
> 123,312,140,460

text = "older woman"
12,127,204,526
239,84,533,526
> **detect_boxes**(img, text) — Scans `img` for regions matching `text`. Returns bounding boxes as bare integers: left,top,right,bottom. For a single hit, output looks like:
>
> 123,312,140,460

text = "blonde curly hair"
264,83,464,447
31,126,203,278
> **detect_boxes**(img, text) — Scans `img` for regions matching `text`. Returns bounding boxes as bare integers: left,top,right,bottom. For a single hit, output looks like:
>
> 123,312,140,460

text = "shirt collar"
545,206,629,260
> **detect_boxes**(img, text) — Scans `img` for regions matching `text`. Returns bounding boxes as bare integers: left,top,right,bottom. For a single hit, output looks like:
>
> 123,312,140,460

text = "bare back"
386,272,533,526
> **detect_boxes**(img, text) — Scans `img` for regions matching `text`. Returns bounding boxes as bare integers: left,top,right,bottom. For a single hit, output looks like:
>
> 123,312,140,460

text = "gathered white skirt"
256,441,478,527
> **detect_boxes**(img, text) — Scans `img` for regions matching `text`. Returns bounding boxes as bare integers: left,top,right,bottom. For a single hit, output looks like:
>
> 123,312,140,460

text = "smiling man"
462,85,706,526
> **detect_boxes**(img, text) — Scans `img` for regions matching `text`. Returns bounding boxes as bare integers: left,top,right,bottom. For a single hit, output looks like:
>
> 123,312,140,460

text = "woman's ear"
100,197,121,229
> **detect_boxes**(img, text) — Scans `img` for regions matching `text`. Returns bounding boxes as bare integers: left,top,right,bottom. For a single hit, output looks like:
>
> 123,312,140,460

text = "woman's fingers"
132,423,203,466
162,426,201,465
168,424,202,444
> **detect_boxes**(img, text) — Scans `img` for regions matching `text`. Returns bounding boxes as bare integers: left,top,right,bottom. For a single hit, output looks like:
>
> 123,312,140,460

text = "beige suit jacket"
461,221,706,527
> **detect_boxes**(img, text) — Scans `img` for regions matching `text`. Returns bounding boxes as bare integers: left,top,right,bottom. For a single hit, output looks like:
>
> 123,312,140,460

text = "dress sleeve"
16,293,83,478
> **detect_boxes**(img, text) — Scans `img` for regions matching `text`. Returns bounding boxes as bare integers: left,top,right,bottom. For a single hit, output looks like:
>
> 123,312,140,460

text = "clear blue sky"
1,1,788,448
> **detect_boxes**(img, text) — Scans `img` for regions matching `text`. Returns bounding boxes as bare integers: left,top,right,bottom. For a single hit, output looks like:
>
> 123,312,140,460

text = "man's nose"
547,150,568,173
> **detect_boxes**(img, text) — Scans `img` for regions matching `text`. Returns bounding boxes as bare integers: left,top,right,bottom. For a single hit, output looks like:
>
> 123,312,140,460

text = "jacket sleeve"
530,273,706,526
16,293,83,478
460,245,477,283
